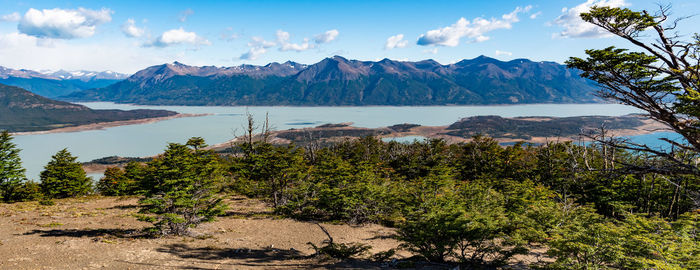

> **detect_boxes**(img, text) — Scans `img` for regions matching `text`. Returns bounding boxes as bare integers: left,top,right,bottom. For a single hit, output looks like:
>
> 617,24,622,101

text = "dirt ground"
0,196,548,269
0,196,404,270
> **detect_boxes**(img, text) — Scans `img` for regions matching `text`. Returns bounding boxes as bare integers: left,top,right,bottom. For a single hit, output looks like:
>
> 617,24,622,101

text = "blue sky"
0,0,698,73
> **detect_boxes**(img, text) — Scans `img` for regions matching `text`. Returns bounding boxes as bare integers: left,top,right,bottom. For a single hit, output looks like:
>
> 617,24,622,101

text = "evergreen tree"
40,149,92,198
97,167,138,196
138,138,226,236
0,130,26,202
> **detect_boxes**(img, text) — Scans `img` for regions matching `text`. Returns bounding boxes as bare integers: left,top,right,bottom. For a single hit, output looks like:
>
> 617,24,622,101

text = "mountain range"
0,83,175,132
64,56,601,106
0,66,128,98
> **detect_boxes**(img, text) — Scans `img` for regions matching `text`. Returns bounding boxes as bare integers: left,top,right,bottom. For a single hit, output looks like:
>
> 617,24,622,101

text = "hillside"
0,66,128,98
64,56,601,106
0,83,176,132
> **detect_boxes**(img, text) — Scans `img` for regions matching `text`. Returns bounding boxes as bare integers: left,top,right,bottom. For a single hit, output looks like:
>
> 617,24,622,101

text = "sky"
0,0,698,74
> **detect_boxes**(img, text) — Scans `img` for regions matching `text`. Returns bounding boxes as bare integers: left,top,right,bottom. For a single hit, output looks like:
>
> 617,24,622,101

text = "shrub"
5,181,42,202
138,138,226,236
97,167,138,196
39,149,92,198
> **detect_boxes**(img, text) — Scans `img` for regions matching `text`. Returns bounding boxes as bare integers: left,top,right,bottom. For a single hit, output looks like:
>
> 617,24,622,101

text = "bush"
97,167,139,196
39,149,92,198
5,181,42,202
546,209,700,270
138,138,227,236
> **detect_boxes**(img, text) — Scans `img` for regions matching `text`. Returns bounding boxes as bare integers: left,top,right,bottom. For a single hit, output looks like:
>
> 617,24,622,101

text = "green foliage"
230,142,309,207
138,138,226,236
224,133,698,267
546,209,700,270
5,180,42,202
39,149,91,199
0,130,26,202
97,167,139,196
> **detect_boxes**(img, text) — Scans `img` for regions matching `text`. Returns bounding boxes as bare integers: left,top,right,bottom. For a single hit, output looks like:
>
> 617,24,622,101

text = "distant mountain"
0,66,129,98
0,83,176,132
64,56,601,106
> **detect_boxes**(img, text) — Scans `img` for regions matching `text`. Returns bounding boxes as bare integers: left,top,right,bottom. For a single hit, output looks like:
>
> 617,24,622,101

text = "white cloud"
495,50,512,56
147,28,210,47
121,19,145,38
385,34,408,49
18,7,112,39
238,36,275,60
552,0,628,38
314,29,339,44
530,11,542,19
423,48,438,54
417,5,532,47
239,47,267,60
179,8,194,22
0,32,174,73
249,36,276,48
1,12,20,22
276,30,313,52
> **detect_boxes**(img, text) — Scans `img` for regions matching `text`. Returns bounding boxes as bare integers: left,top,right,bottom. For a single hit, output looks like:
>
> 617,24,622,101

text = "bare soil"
0,196,406,269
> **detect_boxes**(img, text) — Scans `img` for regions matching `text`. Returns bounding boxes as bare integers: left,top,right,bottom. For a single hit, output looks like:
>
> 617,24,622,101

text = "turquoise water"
14,102,646,180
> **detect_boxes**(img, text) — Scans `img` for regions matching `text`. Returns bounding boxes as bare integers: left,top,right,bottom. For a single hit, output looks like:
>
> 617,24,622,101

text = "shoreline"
11,113,210,136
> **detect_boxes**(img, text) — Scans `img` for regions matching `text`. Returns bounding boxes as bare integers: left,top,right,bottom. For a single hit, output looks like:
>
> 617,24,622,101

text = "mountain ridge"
64,55,602,106
0,66,129,98
0,83,176,132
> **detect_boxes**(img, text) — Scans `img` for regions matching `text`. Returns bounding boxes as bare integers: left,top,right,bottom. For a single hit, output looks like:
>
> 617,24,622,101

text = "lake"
13,102,666,180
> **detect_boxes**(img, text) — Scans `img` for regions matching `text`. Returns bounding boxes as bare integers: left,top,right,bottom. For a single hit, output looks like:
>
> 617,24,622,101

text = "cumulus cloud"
530,11,542,19
179,8,194,22
276,30,313,52
314,29,339,44
147,28,210,47
1,12,20,22
121,19,145,38
385,34,408,49
417,5,531,47
17,8,112,39
495,50,513,56
238,36,275,60
552,0,627,38
0,32,173,73
239,47,267,60
238,29,338,61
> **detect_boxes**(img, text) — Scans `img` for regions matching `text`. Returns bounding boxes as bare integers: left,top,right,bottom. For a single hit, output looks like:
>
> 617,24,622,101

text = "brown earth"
0,196,404,269
0,196,549,269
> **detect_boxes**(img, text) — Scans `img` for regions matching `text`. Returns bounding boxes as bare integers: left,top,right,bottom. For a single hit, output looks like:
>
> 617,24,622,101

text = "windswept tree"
40,149,91,199
138,138,226,236
566,5,700,207
0,130,26,201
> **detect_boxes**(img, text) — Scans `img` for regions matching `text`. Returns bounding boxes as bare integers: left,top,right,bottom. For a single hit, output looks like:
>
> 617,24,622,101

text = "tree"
40,148,91,198
97,167,139,196
138,138,226,236
566,5,700,207
0,130,26,202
